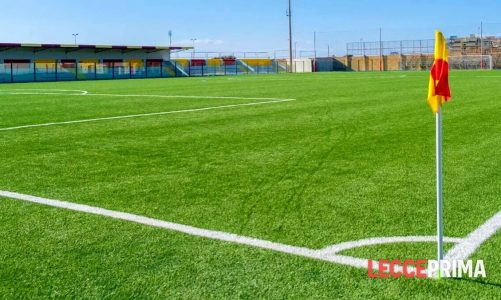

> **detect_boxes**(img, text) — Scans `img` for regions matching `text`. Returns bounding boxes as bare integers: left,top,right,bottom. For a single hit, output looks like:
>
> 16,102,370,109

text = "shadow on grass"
452,277,501,288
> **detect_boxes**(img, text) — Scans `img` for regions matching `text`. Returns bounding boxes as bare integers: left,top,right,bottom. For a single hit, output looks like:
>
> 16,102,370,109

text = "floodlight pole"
72,33,79,45
314,31,317,59
480,22,483,69
191,38,197,58
288,0,293,72
436,107,444,276
379,28,383,71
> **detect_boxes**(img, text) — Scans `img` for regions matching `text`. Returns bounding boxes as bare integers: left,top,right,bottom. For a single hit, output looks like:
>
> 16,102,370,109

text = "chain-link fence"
171,51,271,59
307,23,501,71
347,39,435,56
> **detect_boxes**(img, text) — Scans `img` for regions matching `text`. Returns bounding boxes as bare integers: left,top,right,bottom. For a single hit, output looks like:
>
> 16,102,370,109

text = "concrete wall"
315,57,347,71
387,55,401,70
341,54,436,71
347,56,385,71
333,52,501,71
288,58,313,73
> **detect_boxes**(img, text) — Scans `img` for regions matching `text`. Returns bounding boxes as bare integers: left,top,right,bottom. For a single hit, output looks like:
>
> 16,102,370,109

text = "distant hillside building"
449,34,501,55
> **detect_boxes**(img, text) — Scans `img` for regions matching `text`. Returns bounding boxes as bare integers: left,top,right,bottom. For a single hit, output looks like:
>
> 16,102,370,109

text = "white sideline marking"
0,98,295,132
0,89,88,95
0,190,370,269
445,211,501,260
87,93,295,102
2,190,499,274
0,89,292,101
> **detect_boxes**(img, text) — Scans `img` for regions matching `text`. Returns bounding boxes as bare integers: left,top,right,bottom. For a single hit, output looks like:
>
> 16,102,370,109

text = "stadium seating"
0,57,286,83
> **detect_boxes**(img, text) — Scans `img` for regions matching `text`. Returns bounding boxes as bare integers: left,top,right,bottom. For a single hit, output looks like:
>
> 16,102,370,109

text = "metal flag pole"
436,105,444,275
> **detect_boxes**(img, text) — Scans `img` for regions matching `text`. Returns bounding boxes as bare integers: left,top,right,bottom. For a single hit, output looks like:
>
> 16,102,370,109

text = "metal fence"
0,60,288,83
347,39,436,56
0,62,181,83
171,51,272,59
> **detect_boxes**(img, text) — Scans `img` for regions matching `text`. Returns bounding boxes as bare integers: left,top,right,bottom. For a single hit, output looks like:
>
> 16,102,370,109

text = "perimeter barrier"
0,59,289,83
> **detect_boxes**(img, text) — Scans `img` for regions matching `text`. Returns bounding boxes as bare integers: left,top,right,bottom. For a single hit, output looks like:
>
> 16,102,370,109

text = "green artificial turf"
0,71,500,298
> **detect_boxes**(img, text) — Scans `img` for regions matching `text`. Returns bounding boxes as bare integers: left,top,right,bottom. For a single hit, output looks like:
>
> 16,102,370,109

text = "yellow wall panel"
207,58,222,66
35,59,56,63
174,59,190,67
241,59,272,66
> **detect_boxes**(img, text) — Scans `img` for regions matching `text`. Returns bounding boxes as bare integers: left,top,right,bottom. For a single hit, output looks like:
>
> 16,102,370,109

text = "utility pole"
314,31,317,59
168,30,172,46
72,33,79,45
190,38,197,58
379,28,383,71
327,44,330,57
480,22,484,69
287,0,293,72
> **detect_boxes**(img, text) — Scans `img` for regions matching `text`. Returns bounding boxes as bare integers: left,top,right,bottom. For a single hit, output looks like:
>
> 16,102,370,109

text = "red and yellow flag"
427,31,451,113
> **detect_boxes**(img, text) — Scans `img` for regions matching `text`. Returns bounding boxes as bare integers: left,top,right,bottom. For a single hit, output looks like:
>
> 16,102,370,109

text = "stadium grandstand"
0,43,288,83
0,43,192,82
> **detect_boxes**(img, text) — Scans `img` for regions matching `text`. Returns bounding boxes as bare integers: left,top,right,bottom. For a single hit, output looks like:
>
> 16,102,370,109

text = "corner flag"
428,31,451,113
428,30,451,277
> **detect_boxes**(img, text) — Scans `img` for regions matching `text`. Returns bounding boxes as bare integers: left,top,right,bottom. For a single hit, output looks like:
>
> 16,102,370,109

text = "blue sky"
0,0,499,55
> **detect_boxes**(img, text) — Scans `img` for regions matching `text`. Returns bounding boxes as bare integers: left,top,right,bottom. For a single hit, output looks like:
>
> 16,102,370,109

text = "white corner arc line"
0,98,295,132
2,190,500,273
445,210,501,260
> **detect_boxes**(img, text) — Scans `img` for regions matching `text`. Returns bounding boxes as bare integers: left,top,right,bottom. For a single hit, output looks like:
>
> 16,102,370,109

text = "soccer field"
0,72,500,298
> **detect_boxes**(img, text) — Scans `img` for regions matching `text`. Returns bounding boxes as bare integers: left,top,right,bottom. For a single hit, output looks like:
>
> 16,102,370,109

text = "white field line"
87,93,295,101
0,89,293,101
1,190,499,273
0,190,370,269
240,75,409,81
445,211,501,260
0,89,88,95
0,98,295,132
326,75,408,80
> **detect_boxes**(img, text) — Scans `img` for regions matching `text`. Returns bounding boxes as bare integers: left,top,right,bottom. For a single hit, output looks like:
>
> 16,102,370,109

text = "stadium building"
0,43,191,82
0,43,286,83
